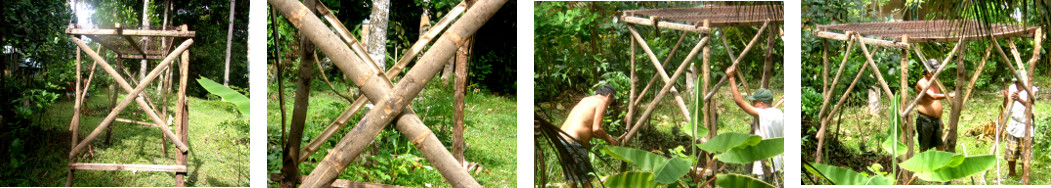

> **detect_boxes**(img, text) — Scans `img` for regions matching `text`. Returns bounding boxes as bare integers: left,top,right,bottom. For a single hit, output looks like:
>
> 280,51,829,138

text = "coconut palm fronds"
536,114,596,187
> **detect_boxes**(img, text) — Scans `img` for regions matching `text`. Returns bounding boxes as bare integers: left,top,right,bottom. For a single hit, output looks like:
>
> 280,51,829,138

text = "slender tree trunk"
366,0,389,71
281,0,316,187
223,0,235,86
141,0,150,81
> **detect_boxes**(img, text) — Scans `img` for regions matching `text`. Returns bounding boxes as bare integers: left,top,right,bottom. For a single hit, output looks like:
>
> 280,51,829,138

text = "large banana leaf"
603,171,657,188
697,132,761,153
653,157,691,184
914,155,996,182
715,174,775,188
682,121,709,138
197,77,250,116
686,76,708,138
806,163,894,185
882,95,906,156
604,146,668,171
716,137,784,164
899,150,962,172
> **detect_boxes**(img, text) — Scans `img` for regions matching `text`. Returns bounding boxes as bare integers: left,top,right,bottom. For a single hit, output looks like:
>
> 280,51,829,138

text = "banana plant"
603,146,692,186
198,77,250,116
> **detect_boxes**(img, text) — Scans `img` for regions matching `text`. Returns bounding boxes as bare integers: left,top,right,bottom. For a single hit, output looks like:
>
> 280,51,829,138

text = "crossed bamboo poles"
812,22,1043,184
269,0,505,187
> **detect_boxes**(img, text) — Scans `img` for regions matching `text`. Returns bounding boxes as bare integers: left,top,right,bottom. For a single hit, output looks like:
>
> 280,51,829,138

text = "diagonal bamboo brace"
69,37,192,158
626,25,693,121
269,0,504,187
622,34,708,144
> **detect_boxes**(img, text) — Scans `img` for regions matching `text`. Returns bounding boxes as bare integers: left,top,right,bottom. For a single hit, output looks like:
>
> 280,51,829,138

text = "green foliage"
197,77,249,116
603,146,692,185
697,132,761,153
805,163,894,185
715,174,776,188
603,171,657,188
899,150,995,182
882,94,906,156
716,137,784,164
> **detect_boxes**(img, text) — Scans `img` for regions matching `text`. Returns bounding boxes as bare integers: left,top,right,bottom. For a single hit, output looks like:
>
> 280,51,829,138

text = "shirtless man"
559,84,619,187
726,66,783,178
915,59,950,151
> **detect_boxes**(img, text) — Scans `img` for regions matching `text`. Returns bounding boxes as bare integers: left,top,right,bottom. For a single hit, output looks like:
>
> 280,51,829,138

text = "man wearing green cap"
915,59,950,152
1003,70,1038,177
726,66,783,178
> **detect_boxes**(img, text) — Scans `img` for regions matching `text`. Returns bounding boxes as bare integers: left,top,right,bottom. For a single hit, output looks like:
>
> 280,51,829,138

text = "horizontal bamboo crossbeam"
70,163,186,173
815,31,909,49
119,54,167,60
66,28,195,37
620,15,711,33
115,118,159,127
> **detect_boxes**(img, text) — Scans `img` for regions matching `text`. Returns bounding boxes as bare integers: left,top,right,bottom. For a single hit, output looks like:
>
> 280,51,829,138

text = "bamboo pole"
271,7,289,157
701,21,772,101
899,38,965,117
630,31,690,110
911,45,955,105
816,60,869,163
701,20,713,141
66,28,196,37
856,35,896,101
816,32,855,120
990,38,1035,98
813,31,909,49
282,0,318,187
69,163,187,172
269,0,503,186
314,1,380,70
67,44,81,187
718,28,752,95
1007,40,1025,69
627,35,636,132
619,15,712,33
389,1,467,75
900,36,915,173
274,174,413,188
296,100,364,163
1021,28,1042,185
622,35,707,144
962,45,993,103
175,44,190,187
626,25,693,121
68,37,192,157
822,39,829,93
453,33,469,164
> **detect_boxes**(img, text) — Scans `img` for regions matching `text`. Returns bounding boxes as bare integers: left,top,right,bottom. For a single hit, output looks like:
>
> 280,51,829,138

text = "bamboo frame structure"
65,22,195,186
269,0,505,187
812,20,1043,184
617,4,784,183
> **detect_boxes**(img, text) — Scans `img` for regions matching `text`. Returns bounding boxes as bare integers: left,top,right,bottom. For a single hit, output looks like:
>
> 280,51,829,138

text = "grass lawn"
10,87,250,186
806,77,1051,185
266,77,517,187
535,79,784,185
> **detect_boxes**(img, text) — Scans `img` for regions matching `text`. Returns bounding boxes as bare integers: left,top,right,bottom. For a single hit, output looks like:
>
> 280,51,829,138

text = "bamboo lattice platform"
621,5,783,31
816,20,1038,43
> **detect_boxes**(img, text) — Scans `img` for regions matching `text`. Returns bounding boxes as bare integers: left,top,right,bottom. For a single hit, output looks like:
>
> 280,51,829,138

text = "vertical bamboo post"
1021,28,1042,185
822,39,829,93
898,35,912,181
701,20,713,141
66,43,82,187
281,0,317,187
452,27,470,165
627,35,636,133
761,25,775,89
944,40,966,152
175,45,190,187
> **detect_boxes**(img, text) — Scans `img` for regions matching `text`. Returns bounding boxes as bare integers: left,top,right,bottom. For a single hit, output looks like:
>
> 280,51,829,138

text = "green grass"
14,87,250,186
816,86,1051,185
266,78,517,187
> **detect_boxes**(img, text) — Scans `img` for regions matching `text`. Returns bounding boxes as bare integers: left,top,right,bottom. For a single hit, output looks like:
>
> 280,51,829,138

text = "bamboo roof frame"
615,5,785,184
67,24,196,60
811,19,1044,183
268,0,506,187
64,18,196,187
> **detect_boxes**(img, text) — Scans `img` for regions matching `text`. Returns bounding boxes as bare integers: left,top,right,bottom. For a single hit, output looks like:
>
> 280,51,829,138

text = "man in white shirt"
726,66,783,178
1003,70,1037,177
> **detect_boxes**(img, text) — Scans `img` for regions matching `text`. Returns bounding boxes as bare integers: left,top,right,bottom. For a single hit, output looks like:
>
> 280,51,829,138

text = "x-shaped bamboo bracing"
295,0,466,164
622,31,709,144
68,37,192,157
627,26,693,121
269,0,505,186
630,31,690,109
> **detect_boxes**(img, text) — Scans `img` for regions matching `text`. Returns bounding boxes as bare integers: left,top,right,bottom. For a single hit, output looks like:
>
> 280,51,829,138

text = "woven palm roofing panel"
67,25,195,57
817,20,1038,42
622,5,783,27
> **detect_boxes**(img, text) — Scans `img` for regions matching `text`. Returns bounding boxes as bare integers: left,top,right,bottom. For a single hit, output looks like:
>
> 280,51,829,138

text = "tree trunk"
366,0,389,71
223,0,236,86
281,0,317,187
140,0,150,81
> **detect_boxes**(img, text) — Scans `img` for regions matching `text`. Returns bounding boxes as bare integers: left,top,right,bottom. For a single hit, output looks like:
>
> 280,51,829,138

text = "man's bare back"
916,76,945,118
561,95,618,146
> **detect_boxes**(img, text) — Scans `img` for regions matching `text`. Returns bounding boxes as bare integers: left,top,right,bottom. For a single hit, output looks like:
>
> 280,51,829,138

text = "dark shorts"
560,140,594,184
915,114,944,151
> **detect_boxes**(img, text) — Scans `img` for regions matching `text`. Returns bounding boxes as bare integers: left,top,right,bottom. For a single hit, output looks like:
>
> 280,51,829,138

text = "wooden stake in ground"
175,47,191,187
281,0,317,187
